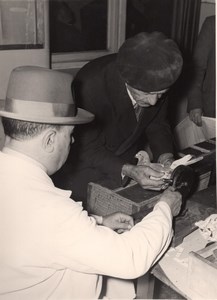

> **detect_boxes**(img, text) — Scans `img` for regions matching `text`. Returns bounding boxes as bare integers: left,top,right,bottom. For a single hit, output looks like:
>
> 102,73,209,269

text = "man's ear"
42,129,57,153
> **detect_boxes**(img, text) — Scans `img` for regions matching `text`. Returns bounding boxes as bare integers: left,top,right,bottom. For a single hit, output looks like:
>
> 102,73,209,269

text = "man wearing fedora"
0,66,182,299
52,31,183,202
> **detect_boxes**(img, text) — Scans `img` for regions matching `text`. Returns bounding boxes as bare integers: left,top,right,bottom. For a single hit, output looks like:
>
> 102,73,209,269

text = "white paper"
174,116,216,150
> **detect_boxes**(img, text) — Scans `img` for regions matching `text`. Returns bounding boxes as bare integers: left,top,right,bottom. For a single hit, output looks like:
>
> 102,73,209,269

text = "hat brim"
0,107,94,125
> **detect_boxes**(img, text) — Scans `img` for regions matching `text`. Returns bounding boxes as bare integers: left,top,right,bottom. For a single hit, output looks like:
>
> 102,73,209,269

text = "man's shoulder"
75,53,118,80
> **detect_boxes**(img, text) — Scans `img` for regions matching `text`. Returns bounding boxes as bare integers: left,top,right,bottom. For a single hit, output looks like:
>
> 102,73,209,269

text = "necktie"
134,104,143,121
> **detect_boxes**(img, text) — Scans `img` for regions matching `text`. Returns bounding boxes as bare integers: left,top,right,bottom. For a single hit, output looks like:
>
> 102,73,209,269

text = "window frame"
51,0,127,70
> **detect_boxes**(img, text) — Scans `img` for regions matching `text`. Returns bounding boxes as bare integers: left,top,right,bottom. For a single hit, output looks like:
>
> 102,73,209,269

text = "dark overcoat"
187,16,215,117
52,54,174,201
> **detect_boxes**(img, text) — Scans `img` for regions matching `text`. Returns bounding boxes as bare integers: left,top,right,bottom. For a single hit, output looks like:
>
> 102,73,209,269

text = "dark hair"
2,118,61,141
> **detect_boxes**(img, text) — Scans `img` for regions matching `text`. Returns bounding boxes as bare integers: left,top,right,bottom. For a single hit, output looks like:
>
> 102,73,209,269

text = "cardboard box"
174,116,216,150
188,242,217,299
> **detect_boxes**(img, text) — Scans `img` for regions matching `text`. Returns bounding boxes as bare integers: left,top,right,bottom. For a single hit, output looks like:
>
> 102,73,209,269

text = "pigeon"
135,150,150,165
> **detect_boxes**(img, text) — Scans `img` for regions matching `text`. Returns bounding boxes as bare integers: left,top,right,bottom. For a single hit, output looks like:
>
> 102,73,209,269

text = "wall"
54,1,216,128
200,0,216,30
0,47,50,149
0,0,49,149
0,0,50,100
0,49,50,99
0,0,215,149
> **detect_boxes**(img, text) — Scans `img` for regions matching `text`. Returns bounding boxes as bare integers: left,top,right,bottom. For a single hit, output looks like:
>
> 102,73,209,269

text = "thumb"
116,221,132,230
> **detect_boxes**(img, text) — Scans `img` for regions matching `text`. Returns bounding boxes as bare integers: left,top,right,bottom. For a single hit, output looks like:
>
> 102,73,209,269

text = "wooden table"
149,185,216,299
87,181,216,298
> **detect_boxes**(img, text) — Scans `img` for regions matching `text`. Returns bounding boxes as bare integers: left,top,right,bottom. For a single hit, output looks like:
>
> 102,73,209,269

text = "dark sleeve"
187,16,215,112
73,71,125,185
145,96,174,162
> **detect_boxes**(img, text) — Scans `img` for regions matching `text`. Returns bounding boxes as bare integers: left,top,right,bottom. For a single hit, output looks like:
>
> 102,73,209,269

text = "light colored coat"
0,148,173,299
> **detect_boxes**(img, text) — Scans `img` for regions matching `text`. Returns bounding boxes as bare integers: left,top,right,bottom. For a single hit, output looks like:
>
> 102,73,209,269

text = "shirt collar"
125,83,137,106
2,147,47,172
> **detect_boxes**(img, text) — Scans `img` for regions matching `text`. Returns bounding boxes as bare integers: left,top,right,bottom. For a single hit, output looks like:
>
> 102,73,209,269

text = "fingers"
189,109,202,127
103,213,134,231
144,165,165,178
189,111,194,122
162,186,181,197
192,114,202,126
139,165,169,190
166,186,176,192
116,222,133,231
163,159,174,168
119,213,134,228
195,115,202,126
123,164,171,191
136,167,168,190
116,229,125,234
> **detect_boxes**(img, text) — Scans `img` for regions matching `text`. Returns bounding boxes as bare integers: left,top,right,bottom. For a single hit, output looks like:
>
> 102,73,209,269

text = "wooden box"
87,182,162,216
188,242,217,299
87,183,217,248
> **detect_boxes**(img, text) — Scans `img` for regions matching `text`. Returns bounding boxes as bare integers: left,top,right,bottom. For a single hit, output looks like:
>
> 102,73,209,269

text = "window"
50,0,175,70
50,0,126,70
0,0,44,50
126,0,173,39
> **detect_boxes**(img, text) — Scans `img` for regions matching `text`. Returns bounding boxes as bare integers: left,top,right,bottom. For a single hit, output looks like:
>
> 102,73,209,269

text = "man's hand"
158,186,182,217
189,108,202,126
102,212,134,233
158,152,174,168
122,163,168,191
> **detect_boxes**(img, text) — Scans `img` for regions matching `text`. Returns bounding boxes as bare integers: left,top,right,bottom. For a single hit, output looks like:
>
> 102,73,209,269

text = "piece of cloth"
52,53,174,201
0,148,173,299
187,16,215,117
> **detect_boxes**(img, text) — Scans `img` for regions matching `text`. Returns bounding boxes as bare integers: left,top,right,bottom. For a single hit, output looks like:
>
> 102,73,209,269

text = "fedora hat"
0,66,94,125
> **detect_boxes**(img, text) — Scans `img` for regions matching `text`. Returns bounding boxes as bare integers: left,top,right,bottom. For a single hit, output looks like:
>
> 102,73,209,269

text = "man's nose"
148,94,158,105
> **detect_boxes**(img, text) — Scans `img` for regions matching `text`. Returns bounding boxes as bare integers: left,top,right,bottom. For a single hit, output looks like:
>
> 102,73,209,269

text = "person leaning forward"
52,31,183,203
0,66,182,299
